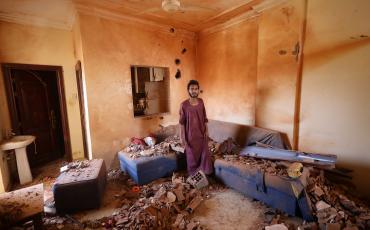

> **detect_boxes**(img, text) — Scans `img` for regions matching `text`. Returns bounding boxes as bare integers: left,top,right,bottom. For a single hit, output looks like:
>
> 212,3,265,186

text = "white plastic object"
144,136,157,147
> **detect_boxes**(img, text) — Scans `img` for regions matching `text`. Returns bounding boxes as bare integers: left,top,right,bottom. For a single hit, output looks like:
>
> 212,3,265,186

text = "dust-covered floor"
6,156,370,230
6,159,283,230
192,189,267,230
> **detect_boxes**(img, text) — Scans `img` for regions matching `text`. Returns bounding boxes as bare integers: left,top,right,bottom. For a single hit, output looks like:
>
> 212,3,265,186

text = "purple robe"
179,98,213,175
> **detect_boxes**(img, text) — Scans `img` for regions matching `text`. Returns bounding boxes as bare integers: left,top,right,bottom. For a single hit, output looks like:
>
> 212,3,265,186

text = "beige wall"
256,0,304,144
78,13,196,167
196,19,259,125
299,0,370,198
196,0,370,199
0,21,85,191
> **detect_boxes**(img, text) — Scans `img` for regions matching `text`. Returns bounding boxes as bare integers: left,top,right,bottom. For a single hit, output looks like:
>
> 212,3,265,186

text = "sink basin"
0,135,36,185
0,135,36,151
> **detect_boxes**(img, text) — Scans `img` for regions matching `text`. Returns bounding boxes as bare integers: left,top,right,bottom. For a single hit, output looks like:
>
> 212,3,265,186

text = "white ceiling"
0,0,76,30
0,0,286,31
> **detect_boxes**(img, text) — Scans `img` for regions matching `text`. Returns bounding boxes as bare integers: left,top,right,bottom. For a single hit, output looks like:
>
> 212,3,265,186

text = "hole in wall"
175,69,181,79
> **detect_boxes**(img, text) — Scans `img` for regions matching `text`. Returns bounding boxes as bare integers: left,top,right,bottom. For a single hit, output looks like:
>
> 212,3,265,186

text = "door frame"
75,61,88,159
2,63,72,161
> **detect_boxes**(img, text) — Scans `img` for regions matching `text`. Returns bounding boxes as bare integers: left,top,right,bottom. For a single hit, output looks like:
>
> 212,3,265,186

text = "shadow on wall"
336,162,370,203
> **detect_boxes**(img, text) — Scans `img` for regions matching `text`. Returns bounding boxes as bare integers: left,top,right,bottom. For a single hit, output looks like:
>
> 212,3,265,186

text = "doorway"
2,64,71,167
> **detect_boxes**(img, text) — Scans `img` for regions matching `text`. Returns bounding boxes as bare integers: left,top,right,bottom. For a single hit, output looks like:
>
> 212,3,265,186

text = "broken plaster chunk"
173,214,185,228
314,185,325,197
166,191,177,203
316,200,331,211
186,196,203,213
174,188,185,201
265,223,288,230
186,221,198,230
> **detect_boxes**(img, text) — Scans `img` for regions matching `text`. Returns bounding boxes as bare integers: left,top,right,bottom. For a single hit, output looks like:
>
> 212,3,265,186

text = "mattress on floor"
118,150,178,185
53,159,107,213
214,159,314,221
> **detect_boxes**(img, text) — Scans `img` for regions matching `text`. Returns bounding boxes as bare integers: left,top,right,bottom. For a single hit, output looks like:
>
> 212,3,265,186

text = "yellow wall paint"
78,13,196,167
0,21,85,191
197,19,259,126
300,0,370,199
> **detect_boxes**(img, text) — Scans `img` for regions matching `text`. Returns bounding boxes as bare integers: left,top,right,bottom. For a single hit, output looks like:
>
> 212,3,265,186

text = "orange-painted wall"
256,0,303,144
196,19,259,126
300,0,370,199
78,13,197,167
196,0,370,199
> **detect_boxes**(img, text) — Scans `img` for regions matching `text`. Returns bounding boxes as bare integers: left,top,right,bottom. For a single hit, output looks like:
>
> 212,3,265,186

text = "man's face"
188,84,199,98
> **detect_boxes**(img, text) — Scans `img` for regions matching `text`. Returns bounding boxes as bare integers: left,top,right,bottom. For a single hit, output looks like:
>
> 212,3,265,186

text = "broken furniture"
53,159,106,213
0,135,36,184
214,158,314,221
118,150,178,185
0,183,44,229
241,146,337,169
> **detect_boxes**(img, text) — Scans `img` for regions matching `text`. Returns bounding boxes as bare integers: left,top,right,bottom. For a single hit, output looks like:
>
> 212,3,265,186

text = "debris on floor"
305,168,370,229
186,170,209,189
214,138,370,229
80,173,207,229
41,170,210,229
6,134,370,230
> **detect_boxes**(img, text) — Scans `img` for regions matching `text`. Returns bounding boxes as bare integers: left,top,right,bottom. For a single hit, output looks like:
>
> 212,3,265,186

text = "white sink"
0,135,36,151
0,135,36,185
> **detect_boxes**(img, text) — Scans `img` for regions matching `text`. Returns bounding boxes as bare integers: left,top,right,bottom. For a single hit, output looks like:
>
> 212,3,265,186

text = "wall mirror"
130,65,170,117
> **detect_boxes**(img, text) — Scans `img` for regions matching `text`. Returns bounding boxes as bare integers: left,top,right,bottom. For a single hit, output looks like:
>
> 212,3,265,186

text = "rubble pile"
221,155,290,178
125,135,183,159
82,174,206,229
208,137,239,155
218,137,240,155
304,169,370,229
263,169,370,229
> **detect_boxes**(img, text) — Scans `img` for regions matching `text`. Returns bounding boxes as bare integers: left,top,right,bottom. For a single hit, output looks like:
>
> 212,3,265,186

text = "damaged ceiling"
0,0,288,31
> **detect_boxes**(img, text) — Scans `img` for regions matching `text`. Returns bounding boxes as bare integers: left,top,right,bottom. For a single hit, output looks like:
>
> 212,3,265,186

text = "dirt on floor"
6,159,272,230
192,189,267,230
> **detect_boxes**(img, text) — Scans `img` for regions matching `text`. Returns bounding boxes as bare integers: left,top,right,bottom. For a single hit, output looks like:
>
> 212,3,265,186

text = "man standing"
179,80,213,175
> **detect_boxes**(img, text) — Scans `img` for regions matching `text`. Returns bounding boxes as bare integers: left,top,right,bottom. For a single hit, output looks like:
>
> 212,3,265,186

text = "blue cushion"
214,159,314,221
118,150,178,185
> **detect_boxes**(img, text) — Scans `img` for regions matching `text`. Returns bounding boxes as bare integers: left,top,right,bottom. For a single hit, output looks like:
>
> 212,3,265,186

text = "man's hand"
180,124,187,148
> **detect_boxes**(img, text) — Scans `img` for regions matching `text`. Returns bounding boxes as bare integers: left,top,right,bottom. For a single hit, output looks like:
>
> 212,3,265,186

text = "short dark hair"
187,80,199,90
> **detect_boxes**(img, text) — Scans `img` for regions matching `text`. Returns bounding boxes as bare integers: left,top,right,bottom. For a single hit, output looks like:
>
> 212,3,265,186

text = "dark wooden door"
11,69,64,166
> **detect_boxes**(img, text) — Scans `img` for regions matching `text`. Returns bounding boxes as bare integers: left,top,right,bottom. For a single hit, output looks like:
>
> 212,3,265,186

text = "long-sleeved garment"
179,98,213,175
